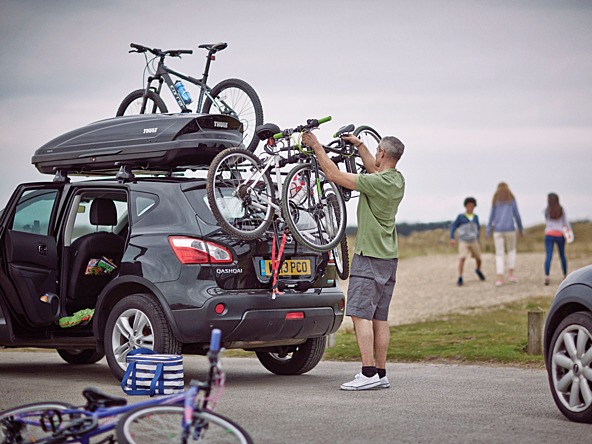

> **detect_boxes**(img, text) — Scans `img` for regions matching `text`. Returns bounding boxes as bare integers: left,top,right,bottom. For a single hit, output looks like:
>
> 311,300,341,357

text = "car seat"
67,198,125,312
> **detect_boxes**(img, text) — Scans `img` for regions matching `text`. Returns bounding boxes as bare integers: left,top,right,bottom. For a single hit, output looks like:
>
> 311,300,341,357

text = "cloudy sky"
0,0,590,227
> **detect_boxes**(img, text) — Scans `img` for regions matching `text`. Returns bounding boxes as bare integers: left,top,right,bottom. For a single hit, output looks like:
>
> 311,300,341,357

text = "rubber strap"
271,232,287,298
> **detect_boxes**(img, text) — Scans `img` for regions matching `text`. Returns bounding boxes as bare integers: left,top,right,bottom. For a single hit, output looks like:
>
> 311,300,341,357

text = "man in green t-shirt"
302,131,405,391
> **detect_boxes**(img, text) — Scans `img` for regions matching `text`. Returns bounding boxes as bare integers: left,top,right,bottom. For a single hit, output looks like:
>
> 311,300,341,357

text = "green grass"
324,297,553,368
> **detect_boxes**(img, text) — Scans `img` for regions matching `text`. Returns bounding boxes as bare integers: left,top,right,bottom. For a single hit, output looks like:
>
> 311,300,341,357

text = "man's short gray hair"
380,136,405,160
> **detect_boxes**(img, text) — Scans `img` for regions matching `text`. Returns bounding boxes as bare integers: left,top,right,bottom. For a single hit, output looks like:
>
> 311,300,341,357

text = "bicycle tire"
116,89,168,116
353,125,381,174
281,163,347,252
116,405,253,444
206,147,275,240
203,78,264,153
0,402,75,444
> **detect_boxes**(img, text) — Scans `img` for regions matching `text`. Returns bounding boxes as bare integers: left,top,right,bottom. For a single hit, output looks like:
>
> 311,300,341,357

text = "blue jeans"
545,235,567,276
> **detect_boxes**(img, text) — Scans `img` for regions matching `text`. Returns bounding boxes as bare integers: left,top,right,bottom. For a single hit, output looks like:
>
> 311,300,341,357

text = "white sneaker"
340,373,381,391
380,375,390,389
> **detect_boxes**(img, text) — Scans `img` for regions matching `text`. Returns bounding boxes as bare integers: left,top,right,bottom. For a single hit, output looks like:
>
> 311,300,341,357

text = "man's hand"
301,131,357,190
302,132,322,150
342,134,361,147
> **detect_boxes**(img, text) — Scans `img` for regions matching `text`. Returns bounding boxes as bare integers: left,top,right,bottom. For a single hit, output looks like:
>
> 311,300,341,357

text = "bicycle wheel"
206,147,275,240
281,163,346,252
203,78,264,153
116,89,168,116
116,405,253,444
0,402,75,443
332,235,350,281
353,125,381,174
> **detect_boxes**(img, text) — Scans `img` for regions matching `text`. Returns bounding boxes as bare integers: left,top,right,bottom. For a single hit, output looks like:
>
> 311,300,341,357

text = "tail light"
168,236,233,264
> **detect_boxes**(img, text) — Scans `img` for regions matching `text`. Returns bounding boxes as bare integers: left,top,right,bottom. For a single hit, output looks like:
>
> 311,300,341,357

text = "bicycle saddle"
82,387,127,412
256,123,281,141
335,124,355,137
198,42,228,53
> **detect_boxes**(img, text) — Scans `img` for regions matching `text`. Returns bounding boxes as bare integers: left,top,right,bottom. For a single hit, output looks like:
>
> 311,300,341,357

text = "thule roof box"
32,113,244,177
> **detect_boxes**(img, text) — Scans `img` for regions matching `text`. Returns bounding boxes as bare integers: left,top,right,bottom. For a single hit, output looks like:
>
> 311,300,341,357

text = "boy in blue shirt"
450,197,486,286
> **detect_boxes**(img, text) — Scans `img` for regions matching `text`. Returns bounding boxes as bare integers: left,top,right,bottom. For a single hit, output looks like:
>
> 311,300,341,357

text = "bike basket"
121,348,184,396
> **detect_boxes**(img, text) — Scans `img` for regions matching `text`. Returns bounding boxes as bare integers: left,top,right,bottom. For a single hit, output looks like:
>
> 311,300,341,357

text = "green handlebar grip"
272,132,282,140
318,116,332,125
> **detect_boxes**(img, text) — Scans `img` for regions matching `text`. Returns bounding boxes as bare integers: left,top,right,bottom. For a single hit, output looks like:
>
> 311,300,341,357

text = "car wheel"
104,293,181,381
547,311,592,422
56,348,104,365
256,336,326,375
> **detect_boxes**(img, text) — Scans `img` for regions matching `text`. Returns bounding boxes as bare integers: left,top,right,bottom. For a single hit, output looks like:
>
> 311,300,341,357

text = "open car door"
0,185,62,326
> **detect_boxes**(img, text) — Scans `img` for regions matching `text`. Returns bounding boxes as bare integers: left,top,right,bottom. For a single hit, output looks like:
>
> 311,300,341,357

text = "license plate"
260,259,312,277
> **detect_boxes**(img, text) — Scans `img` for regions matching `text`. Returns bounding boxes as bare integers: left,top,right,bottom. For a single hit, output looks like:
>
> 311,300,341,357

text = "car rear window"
182,188,217,225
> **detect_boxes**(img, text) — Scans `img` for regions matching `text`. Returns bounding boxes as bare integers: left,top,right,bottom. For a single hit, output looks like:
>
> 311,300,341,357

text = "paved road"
0,351,589,443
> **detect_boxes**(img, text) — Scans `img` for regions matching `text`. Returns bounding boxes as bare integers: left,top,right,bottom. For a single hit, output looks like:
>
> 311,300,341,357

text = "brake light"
286,312,305,320
168,236,232,264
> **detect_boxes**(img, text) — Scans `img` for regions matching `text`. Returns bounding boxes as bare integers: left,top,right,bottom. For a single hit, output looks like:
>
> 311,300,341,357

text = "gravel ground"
338,252,591,330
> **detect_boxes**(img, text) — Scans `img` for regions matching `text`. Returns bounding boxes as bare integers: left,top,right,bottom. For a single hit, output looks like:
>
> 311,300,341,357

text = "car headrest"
90,198,117,226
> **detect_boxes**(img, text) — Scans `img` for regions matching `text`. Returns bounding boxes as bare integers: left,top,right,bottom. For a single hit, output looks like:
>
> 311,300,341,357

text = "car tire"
256,336,326,375
104,293,181,381
547,311,592,423
56,348,104,365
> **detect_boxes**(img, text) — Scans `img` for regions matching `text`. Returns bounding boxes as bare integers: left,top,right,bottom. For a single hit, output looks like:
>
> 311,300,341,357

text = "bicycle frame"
232,138,326,217
142,52,237,118
143,59,209,113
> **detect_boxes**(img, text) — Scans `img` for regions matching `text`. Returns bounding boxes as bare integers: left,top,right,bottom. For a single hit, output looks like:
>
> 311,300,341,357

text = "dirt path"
338,252,591,331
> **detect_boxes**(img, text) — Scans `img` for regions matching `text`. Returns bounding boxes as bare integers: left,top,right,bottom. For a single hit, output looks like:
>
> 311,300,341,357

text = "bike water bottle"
174,80,193,105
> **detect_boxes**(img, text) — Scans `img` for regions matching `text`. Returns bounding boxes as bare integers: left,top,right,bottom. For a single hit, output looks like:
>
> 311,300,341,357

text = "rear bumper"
171,287,345,345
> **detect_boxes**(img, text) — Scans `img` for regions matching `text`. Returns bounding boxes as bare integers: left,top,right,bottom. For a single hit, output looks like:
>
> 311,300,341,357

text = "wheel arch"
544,285,592,361
93,277,181,353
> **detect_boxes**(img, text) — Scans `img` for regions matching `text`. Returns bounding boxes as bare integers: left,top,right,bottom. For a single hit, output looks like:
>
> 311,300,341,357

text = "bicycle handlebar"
273,116,332,140
129,43,193,58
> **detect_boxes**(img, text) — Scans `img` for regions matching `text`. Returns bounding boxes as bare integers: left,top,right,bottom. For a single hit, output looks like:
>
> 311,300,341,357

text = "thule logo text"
143,128,158,134
214,121,228,128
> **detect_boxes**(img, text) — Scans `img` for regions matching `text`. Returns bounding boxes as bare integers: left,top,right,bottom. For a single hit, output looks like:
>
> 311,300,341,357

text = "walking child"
449,197,486,286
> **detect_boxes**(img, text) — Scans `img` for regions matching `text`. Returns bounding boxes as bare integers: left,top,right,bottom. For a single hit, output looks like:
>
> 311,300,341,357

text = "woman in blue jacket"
486,182,523,287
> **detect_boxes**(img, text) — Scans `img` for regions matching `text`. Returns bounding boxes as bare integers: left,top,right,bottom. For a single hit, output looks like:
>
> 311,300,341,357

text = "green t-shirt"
354,168,405,259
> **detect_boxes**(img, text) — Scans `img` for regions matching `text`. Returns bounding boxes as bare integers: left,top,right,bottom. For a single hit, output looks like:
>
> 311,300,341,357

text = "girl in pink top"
544,193,572,285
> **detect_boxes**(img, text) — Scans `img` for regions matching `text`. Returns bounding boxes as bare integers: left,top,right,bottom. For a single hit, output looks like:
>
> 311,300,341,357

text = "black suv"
0,114,344,380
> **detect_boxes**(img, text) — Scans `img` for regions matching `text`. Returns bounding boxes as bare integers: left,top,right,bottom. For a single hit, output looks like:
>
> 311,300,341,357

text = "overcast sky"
0,0,591,227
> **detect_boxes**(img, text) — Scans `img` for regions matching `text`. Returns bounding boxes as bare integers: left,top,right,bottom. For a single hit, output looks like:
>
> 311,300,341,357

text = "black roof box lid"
32,113,244,175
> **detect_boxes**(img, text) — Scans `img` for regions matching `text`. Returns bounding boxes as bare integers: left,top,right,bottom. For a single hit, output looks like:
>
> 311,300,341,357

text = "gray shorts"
346,254,398,321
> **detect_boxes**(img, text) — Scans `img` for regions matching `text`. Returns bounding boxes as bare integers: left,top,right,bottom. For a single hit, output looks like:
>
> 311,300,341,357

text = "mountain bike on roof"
117,42,264,153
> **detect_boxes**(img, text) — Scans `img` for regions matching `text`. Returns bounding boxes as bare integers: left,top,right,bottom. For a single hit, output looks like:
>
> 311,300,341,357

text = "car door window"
11,189,58,235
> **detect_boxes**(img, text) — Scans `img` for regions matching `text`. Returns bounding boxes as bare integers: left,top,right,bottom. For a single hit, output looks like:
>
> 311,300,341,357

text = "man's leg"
352,315,375,366
373,319,390,369
340,315,381,390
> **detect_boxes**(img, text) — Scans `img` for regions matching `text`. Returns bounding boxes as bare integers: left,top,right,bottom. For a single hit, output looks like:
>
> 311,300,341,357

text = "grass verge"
324,296,553,368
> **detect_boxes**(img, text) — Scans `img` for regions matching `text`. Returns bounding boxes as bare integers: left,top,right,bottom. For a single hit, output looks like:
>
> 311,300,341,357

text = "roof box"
32,113,244,175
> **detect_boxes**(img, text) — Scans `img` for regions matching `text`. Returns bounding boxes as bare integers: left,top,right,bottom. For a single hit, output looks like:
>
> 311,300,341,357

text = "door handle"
38,244,48,255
